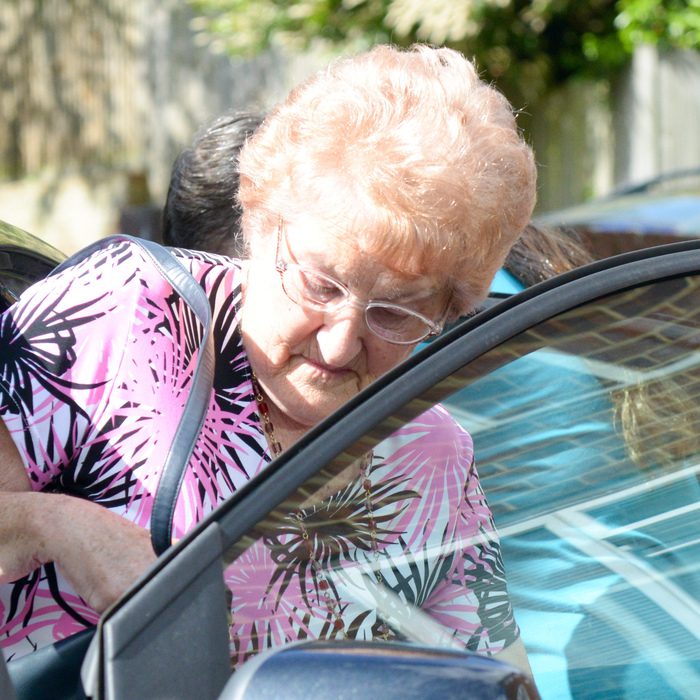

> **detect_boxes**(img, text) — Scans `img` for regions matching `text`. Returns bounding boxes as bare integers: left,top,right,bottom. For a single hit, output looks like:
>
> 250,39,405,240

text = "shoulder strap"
51,235,214,555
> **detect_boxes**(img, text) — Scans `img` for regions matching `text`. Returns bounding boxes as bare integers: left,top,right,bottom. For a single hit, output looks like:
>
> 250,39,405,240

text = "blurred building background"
1,0,699,253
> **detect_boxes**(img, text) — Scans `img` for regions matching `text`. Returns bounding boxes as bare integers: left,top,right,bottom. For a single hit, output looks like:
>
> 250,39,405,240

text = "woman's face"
240,216,449,434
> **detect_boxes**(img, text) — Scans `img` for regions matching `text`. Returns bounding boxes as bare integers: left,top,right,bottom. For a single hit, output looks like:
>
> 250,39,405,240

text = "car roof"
537,191,700,236
0,219,66,263
534,169,700,261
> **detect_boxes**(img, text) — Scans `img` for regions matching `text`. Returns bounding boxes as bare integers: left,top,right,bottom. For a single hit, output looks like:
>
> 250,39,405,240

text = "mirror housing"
221,640,541,700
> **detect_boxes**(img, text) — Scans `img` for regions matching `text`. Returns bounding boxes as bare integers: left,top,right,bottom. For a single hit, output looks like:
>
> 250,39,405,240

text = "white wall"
532,45,700,213
614,46,700,188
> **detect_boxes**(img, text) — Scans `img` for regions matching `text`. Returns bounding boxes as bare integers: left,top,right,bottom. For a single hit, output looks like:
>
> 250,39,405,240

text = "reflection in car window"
220,275,700,699
223,405,520,669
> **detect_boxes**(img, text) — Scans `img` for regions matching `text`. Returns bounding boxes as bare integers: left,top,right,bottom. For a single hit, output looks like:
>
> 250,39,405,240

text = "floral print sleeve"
422,456,519,653
0,240,200,499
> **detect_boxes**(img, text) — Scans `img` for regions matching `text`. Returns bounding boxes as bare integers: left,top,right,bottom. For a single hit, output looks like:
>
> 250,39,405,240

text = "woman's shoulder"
169,247,244,300
6,236,170,322
3,238,244,350
168,246,242,273
49,237,243,289
168,250,245,353
53,238,244,310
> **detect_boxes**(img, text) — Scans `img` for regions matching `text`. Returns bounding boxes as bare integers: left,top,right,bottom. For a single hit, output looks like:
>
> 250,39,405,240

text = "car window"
218,273,700,699
88,244,700,700
444,283,700,697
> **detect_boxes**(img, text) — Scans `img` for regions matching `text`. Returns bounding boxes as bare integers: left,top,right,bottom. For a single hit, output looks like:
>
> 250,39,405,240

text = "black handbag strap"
50,235,214,555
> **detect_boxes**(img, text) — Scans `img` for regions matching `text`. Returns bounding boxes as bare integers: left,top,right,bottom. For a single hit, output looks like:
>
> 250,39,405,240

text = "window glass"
221,274,700,699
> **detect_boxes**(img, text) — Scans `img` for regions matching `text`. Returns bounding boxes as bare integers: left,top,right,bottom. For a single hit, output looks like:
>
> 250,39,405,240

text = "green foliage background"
186,0,700,107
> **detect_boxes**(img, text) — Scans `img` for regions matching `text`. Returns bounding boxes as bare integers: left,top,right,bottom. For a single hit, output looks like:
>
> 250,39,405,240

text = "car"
2,220,700,700
7,235,700,699
0,219,66,311
535,167,700,261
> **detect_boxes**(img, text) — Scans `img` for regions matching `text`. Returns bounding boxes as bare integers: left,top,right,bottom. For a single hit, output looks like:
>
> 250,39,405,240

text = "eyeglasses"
275,223,445,345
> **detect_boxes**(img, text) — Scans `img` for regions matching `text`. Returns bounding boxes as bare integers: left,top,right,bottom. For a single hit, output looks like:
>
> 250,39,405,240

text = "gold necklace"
251,372,283,457
292,455,391,641
251,370,391,639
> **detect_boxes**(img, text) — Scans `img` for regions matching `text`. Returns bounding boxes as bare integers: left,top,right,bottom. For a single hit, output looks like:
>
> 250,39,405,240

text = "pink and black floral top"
0,238,518,662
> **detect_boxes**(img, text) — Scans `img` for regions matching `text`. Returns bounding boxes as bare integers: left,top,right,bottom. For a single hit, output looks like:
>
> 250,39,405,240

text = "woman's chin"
268,363,368,430
297,392,352,426
278,385,358,430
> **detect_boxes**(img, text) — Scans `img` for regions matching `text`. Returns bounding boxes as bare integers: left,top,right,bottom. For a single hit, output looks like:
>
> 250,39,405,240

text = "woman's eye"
300,271,342,301
370,306,413,329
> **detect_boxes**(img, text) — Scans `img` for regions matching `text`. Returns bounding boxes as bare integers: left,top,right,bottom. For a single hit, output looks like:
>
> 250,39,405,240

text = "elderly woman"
0,44,536,671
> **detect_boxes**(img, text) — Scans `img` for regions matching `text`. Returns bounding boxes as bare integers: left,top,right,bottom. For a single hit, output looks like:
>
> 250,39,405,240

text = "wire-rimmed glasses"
274,223,445,345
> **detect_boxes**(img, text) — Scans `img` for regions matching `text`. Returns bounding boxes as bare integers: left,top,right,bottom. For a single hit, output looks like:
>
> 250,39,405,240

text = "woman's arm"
0,419,30,491
0,490,157,613
0,239,203,629
0,420,156,613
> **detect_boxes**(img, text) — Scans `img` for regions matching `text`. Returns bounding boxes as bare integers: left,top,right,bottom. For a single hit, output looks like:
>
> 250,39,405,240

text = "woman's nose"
315,307,364,367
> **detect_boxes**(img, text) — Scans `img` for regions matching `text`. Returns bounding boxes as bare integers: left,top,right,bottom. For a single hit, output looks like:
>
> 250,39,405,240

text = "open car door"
15,240,700,700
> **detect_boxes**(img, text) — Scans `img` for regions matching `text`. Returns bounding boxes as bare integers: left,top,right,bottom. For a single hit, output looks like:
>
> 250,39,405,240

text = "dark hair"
504,222,593,286
161,111,265,256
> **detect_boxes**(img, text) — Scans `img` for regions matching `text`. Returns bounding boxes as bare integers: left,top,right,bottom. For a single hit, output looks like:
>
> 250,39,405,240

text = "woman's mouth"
302,357,356,381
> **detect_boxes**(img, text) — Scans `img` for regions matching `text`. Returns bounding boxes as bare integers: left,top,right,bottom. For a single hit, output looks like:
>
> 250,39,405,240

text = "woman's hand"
0,421,44,582
1,420,157,613
0,492,157,614
46,494,158,613
0,493,45,582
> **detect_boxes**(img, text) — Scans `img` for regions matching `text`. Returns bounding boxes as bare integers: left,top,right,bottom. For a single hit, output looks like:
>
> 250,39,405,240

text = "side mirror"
220,640,540,700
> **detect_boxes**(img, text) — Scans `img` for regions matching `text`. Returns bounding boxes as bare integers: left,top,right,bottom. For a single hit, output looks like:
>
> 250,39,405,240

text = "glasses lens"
366,304,434,344
282,265,346,309
279,261,438,344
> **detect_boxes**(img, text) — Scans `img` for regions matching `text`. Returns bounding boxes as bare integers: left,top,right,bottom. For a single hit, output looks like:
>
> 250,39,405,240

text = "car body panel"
535,169,700,260
220,640,539,700
0,219,65,308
